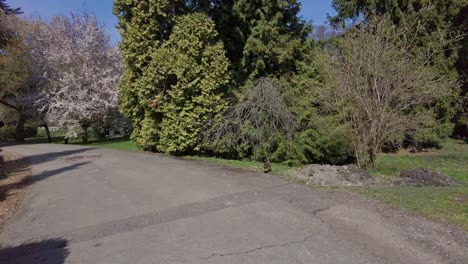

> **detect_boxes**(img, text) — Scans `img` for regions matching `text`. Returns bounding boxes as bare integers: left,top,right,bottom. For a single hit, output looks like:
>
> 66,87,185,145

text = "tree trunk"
15,113,26,142
44,123,52,143
368,148,377,169
64,138,69,144
81,125,89,144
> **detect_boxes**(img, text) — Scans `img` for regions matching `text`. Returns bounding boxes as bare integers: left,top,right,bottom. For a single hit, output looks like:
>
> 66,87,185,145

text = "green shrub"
0,125,37,139
127,13,231,154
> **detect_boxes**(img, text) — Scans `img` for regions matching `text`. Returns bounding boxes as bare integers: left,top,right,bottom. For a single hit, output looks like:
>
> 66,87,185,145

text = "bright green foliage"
275,43,355,165
113,0,185,141
133,13,230,154
233,0,310,81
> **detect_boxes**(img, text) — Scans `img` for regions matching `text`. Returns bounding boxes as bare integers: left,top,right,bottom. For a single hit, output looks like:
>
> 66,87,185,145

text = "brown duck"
264,159,272,173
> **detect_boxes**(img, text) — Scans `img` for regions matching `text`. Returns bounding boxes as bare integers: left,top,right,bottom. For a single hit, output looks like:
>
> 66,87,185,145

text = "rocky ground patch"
289,164,375,186
289,165,463,188
397,168,461,187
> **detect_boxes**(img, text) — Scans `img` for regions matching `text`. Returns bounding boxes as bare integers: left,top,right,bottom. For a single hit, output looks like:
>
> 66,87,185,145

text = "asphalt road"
0,143,466,264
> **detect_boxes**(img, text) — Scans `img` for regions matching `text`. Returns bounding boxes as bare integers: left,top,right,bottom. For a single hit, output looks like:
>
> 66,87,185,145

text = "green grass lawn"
187,156,299,181
86,137,139,151
357,186,468,230
372,140,468,182
25,129,139,152
361,139,468,230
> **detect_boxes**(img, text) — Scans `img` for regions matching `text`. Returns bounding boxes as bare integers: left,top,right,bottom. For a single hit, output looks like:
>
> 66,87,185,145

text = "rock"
289,164,374,187
0,150,4,179
398,168,459,187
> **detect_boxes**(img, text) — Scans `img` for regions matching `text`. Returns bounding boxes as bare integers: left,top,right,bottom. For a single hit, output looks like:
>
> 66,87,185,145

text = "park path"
0,143,466,263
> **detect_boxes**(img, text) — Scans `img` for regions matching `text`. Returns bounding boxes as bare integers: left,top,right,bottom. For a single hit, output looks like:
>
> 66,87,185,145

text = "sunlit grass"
361,139,468,230
187,156,297,179
356,186,468,230
372,140,468,183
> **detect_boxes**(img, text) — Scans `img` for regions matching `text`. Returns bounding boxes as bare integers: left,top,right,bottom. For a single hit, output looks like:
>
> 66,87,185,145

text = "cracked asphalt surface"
0,143,466,263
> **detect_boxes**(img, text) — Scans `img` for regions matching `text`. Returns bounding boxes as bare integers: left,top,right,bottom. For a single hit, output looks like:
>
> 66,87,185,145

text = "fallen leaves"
0,152,31,227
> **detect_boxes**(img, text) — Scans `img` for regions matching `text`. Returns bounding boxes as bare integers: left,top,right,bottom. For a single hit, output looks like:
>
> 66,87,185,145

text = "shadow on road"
32,162,90,182
0,147,92,202
0,238,69,263
10,148,95,167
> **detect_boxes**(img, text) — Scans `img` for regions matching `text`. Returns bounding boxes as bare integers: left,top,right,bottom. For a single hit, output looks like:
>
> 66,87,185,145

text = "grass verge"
371,140,468,182
187,156,301,182
361,139,468,230
356,186,468,230
25,133,138,152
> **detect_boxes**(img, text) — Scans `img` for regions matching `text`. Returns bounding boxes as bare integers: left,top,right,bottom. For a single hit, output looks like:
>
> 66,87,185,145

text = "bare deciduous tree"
329,17,458,168
205,78,295,159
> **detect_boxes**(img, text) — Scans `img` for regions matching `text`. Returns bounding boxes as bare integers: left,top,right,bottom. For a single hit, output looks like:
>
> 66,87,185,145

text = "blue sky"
8,0,336,44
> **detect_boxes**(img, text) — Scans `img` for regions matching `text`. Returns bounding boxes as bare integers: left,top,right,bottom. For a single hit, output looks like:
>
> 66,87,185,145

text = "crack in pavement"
1,184,291,252
311,206,332,225
312,206,332,215
201,233,319,260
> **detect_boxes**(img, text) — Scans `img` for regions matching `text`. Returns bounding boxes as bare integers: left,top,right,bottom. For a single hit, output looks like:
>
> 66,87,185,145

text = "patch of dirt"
394,148,434,156
454,194,468,204
397,168,460,187
289,164,375,186
0,152,32,227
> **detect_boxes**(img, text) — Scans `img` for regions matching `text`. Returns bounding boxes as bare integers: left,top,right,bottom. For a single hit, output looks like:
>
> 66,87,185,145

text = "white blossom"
43,10,122,139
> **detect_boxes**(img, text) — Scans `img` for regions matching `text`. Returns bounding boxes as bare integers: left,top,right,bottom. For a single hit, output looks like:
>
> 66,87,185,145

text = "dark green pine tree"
233,0,311,82
0,0,22,49
0,0,22,15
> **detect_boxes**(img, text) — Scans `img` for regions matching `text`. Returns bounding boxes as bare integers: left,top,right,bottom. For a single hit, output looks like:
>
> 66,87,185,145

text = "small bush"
0,127,16,139
0,125,37,139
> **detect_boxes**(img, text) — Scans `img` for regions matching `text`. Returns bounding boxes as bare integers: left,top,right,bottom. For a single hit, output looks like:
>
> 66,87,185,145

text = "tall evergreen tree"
114,0,313,152
233,0,310,81
0,0,21,15
131,13,230,153
113,0,186,141
0,0,22,50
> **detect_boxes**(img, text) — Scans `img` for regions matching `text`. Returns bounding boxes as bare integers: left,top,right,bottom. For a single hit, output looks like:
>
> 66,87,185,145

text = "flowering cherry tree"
43,10,122,143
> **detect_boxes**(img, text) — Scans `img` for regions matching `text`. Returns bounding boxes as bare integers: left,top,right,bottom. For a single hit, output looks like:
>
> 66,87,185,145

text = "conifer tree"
113,0,185,140
233,0,310,81
130,13,230,153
